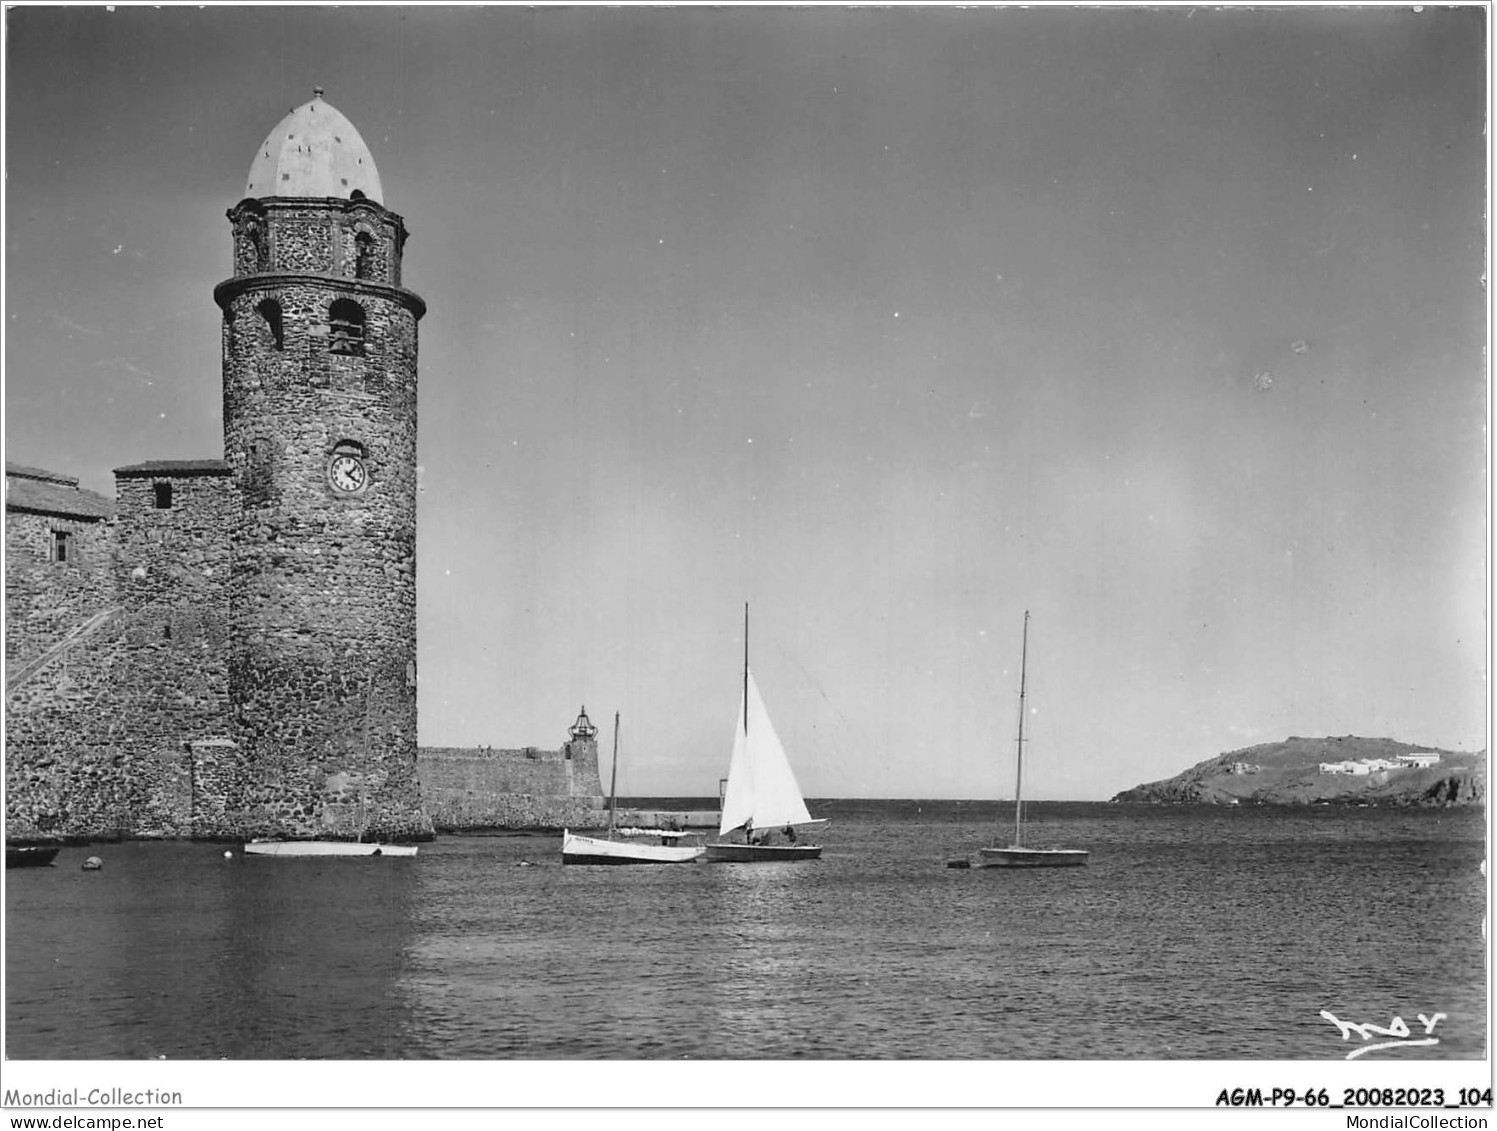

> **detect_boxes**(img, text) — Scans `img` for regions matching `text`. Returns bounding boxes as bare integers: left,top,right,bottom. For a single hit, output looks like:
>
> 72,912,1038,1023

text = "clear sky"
4,4,1487,800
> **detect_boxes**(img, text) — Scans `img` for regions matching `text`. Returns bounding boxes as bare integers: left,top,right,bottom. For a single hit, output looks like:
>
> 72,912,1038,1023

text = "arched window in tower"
354,231,375,280
256,298,284,350
328,299,366,356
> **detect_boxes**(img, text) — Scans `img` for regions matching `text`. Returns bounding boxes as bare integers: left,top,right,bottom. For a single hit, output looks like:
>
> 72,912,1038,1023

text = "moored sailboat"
563,712,705,865
977,611,1088,868
705,605,825,863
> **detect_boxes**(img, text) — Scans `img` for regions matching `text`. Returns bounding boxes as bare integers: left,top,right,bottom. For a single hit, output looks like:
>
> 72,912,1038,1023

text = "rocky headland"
1112,736,1485,807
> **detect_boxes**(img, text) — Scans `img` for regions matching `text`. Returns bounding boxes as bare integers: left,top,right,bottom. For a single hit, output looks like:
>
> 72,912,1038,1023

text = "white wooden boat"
243,840,417,857
561,712,704,864
977,611,1088,869
561,829,704,865
706,605,825,863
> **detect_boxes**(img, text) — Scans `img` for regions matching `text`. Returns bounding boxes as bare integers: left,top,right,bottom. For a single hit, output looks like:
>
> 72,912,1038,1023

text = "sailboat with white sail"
705,605,826,863
562,712,705,864
977,611,1088,868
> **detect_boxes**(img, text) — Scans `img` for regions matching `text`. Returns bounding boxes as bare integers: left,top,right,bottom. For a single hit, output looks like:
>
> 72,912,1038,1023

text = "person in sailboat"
783,825,796,844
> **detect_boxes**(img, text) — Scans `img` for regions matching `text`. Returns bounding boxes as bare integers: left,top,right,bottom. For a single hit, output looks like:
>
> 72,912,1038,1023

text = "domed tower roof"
244,89,384,203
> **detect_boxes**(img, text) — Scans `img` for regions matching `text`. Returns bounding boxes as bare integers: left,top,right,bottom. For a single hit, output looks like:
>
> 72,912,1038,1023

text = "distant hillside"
1112,736,1485,807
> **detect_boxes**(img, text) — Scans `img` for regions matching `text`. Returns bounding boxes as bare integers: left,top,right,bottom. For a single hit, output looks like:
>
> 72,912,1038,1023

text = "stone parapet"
420,741,602,798
423,791,607,833
419,738,607,831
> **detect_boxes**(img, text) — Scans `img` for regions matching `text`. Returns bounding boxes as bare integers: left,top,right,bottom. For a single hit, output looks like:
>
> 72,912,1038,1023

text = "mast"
743,602,751,842
360,683,373,844
743,603,750,735
1013,610,1030,847
608,711,620,838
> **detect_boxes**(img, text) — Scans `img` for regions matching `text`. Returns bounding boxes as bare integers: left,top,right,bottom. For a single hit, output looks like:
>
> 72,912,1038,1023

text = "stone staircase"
5,606,123,695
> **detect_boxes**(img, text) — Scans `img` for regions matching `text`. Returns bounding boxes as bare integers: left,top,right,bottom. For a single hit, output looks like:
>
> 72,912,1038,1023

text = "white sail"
718,667,815,836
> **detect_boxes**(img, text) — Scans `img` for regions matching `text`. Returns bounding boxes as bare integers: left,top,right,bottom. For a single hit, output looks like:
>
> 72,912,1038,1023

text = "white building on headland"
1396,751,1442,768
1318,758,1403,776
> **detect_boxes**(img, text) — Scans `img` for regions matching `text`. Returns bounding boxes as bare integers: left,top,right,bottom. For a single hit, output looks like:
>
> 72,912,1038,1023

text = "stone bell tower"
214,89,430,840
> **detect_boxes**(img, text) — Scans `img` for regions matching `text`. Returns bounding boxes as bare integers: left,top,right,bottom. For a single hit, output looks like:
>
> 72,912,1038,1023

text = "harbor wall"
418,735,607,831
612,809,720,830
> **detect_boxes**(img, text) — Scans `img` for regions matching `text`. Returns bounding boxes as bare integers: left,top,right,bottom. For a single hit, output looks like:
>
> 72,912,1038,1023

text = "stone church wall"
4,510,117,667
6,625,135,839
110,465,237,835
6,465,238,840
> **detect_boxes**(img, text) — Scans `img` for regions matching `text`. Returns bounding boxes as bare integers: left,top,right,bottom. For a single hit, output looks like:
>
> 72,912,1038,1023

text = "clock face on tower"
328,453,367,494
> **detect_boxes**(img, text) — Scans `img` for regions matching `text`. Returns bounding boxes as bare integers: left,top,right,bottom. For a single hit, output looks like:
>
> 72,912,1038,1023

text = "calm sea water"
4,802,1486,1060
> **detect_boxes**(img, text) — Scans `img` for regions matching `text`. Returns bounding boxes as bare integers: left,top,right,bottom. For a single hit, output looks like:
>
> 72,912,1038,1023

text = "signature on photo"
1320,1010,1446,1060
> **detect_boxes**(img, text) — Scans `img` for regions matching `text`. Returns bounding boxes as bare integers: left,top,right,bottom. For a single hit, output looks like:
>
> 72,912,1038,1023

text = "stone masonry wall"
5,510,116,667
6,635,245,840
229,198,407,284
6,468,237,840
419,735,606,831
111,468,236,835
7,623,138,840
